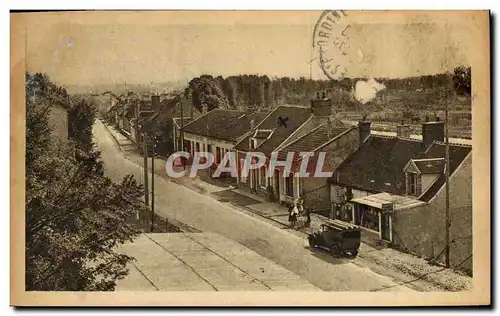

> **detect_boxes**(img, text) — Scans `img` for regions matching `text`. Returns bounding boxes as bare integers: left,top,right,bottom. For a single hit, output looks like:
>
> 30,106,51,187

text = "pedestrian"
304,208,311,228
288,201,298,227
296,197,304,214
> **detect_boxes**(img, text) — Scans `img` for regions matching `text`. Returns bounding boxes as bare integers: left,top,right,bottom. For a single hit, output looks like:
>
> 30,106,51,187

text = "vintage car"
307,219,361,258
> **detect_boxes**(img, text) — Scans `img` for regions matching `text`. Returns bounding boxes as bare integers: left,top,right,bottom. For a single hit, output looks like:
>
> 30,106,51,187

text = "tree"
26,73,146,291
187,75,229,111
68,98,97,151
453,66,471,96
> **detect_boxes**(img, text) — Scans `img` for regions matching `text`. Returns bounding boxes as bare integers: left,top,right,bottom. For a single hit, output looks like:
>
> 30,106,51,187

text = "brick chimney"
422,121,445,148
311,91,333,116
396,121,411,138
151,95,161,110
358,121,371,144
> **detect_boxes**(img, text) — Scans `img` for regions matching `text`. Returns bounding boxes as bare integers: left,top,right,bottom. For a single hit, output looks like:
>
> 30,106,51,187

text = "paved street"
94,120,414,292
116,233,321,291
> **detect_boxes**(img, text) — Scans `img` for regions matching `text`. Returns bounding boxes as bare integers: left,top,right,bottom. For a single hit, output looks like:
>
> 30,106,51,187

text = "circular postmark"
312,10,352,80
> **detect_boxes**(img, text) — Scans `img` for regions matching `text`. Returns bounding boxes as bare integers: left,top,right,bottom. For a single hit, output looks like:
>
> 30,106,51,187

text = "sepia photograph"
10,9,490,306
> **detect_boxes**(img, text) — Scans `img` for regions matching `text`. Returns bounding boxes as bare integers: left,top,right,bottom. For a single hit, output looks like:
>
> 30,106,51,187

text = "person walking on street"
288,200,299,227
304,208,311,228
296,197,310,228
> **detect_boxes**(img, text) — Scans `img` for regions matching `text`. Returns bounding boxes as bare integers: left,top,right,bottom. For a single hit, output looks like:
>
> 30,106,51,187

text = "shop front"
346,192,426,243
331,202,354,223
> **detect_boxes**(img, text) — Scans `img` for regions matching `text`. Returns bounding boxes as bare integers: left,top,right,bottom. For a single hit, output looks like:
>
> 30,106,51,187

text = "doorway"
274,169,280,200
381,212,391,242
251,169,258,191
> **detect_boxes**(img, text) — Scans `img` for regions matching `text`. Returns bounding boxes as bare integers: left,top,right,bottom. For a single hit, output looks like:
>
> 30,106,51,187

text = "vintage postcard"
11,10,490,306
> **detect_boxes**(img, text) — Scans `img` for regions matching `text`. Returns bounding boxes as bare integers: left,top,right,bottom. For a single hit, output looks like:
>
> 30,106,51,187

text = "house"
181,106,269,179
234,94,361,210
273,118,359,211
330,120,472,272
234,105,312,199
120,102,137,137
136,95,179,155
172,116,194,152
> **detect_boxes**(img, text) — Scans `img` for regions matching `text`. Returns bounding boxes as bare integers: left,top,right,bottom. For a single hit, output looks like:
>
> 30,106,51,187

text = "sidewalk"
101,121,472,292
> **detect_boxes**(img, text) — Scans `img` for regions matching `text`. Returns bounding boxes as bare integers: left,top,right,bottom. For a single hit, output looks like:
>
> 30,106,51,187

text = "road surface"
94,120,413,292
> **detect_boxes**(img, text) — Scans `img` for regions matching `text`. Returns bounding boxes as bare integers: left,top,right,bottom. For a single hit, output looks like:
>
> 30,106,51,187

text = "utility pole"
151,135,155,232
180,96,184,153
206,122,211,177
143,132,149,209
444,87,451,268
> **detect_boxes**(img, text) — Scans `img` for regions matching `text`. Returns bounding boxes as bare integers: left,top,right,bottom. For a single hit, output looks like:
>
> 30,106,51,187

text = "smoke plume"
353,78,386,104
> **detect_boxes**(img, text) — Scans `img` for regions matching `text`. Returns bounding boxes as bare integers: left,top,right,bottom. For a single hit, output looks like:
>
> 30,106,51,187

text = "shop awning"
350,192,426,211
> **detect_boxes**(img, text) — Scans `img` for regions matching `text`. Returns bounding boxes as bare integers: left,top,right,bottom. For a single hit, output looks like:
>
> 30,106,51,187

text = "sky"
20,11,482,88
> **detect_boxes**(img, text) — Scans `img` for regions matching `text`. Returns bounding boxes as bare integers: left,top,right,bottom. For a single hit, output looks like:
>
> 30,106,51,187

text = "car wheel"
330,245,341,256
346,250,358,258
308,236,315,248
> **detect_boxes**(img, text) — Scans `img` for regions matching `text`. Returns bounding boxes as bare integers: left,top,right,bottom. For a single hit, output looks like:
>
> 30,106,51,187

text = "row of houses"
106,93,197,156
108,92,473,273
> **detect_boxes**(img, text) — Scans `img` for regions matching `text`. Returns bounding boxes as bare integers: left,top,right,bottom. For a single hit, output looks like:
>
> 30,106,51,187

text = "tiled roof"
228,112,270,141
173,117,194,128
122,104,135,118
140,97,180,133
412,158,445,174
182,109,269,142
234,105,312,153
276,122,351,160
335,136,427,195
276,115,346,151
334,135,472,201
418,142,471,202
253,130,273,139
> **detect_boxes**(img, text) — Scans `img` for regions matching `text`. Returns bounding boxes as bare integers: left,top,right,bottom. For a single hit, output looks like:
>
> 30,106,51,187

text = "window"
285,174,294,197
408,172,417,195
359,206,379,232
345,188,353,201
259,166,267,187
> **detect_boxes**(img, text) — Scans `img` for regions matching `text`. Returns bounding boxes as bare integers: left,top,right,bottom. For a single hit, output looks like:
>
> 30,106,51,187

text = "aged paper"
11,10,490,306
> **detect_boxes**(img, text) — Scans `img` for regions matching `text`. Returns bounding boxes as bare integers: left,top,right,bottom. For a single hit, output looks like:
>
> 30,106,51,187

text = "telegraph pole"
151,136,155,232
444,87,451,268
143,132,149,209
180,96,185,153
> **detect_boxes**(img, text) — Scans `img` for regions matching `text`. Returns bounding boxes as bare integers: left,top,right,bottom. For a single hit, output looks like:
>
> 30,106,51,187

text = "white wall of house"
184,132,234,159
352,189,371,199
330,184,345,203
279,172,300,204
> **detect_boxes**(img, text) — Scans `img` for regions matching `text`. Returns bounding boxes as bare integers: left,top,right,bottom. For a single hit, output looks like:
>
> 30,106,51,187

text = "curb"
100,121,124,152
